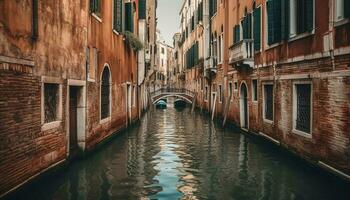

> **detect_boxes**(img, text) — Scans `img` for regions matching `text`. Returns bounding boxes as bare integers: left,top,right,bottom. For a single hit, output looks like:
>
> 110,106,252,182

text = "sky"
157,0,182,46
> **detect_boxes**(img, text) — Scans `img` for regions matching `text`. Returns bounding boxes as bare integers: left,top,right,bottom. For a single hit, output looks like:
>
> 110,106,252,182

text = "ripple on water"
8,108,350,200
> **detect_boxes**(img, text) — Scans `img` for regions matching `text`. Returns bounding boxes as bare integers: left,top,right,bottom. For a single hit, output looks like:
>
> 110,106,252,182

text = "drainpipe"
32,0,38,40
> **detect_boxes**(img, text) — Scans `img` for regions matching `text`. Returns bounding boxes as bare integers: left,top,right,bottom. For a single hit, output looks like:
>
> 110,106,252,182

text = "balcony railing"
229,39,254,68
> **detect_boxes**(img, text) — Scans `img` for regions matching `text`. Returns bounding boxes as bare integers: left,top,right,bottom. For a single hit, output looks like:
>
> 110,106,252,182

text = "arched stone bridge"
150,87,196,105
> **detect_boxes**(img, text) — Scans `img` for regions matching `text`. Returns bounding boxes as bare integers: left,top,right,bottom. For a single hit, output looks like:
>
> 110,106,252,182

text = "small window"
263,84,273,122
133,86,136,107
101,66,111,120
113,0,123,32
161,47,165,54
44,83,59,123
218,85,222,103
234,82,238,90
90,0,102,17
252,79,258,101
289,0,314,37
293,82,312,135
205,86,208,101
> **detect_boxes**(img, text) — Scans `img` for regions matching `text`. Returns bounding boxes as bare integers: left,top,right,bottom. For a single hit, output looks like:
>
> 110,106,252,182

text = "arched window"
101,66,111,119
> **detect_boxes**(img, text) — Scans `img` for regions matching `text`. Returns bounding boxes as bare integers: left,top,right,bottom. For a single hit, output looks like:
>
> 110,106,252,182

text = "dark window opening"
101,67,110,119
44,83,59,123
264,84,273,121
90,0,102,16
252,79,258,101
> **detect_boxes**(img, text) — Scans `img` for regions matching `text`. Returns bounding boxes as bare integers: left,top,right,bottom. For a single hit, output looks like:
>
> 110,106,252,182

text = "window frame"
288,0,316,40
292,80,313,138
229,81,233,102
262,82,274,124
252,79,258,102
41,77,63,131
90,0,102,22
100,64,112,123
218,84,222,103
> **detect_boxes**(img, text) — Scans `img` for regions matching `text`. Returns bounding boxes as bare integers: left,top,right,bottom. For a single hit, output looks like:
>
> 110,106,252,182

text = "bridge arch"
152,94,193,104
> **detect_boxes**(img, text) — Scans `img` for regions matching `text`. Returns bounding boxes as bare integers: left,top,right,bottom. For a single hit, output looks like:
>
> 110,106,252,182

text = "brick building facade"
0,0,146,197
177,0,350,180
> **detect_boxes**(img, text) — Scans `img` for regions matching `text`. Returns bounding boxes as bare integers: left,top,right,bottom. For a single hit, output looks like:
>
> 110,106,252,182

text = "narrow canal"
9,108,350,200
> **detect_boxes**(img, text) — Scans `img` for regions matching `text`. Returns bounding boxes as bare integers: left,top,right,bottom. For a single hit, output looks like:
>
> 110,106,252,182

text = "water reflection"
8,108,350,200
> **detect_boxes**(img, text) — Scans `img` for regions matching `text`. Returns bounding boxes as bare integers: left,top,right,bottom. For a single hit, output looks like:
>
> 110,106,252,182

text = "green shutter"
273,0,282,42
234,25,240,43
267,1,274,45
253,7,261,50
125,2,134,32
113,0,123,32
345,0,350,18
139,0,146,19
90,0,95,13
281,0,290,40
305,0,314,31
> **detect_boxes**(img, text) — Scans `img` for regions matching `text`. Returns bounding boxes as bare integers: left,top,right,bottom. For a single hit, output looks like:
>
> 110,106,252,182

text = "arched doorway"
101,65,111,120
240,83,248,129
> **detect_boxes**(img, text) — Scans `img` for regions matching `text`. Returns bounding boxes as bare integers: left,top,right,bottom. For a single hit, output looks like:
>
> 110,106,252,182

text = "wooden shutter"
125,2,134,32
234,25,240,43
273,0,282,42
113,0,122,32
90,0,95,13
267,1,274,45
139,0,146,19
253,7,261,50
345,0,350,18
305,0,313,31
281,0,290,40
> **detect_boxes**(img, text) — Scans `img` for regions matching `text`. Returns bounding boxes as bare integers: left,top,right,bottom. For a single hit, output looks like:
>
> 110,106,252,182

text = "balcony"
204,57,217,79
229,39,254,68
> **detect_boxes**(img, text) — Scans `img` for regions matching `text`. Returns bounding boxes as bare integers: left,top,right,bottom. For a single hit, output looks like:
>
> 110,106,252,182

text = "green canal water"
8,108,350,200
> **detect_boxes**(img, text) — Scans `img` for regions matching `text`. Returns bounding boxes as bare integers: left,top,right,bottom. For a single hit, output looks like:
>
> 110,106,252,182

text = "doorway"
240,83,248,129
69,86,79,159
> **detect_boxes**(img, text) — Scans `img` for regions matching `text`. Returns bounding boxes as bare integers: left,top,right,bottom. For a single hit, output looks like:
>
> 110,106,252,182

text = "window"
138,0,146,20
90,0,101,17
266,0,282,45
293,82,312,135
252,79,258,101
125,2,134,32
233,25,240,44
242,13,252,40
209,0,217,18
234,82,238,91
113,0,123,32
335,0,350,21
205,86,208,101
101,66,111,120
218,85,222,103
44,83,60,123
218,34,224,63
161,59,164,67
263,84,273,122
229,82,233,101
289,0,314,37
201,79,204,91
161,47,165,54
253,6,261,51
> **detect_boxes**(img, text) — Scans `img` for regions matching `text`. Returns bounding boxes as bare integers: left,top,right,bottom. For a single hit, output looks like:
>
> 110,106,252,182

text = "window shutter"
139,0,146,20
90,0,95,13
305,0,314,31
113,0,122,32
273,0,282,42
253,7,261,50
125,2,134,32
247,13,252,39
281,0,290,40
267,1,274,45
345,0,350,18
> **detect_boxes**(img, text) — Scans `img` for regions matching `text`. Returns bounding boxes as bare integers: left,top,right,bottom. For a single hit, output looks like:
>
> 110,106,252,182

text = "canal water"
9,108,350,200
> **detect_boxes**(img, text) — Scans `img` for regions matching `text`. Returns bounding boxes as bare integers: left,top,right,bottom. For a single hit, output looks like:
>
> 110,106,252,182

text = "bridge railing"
150,87,195,98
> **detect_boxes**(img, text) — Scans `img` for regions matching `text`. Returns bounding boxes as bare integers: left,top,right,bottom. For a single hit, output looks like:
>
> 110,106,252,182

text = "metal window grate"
44,83,59,123
296,84,311,133
264,84,273,121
